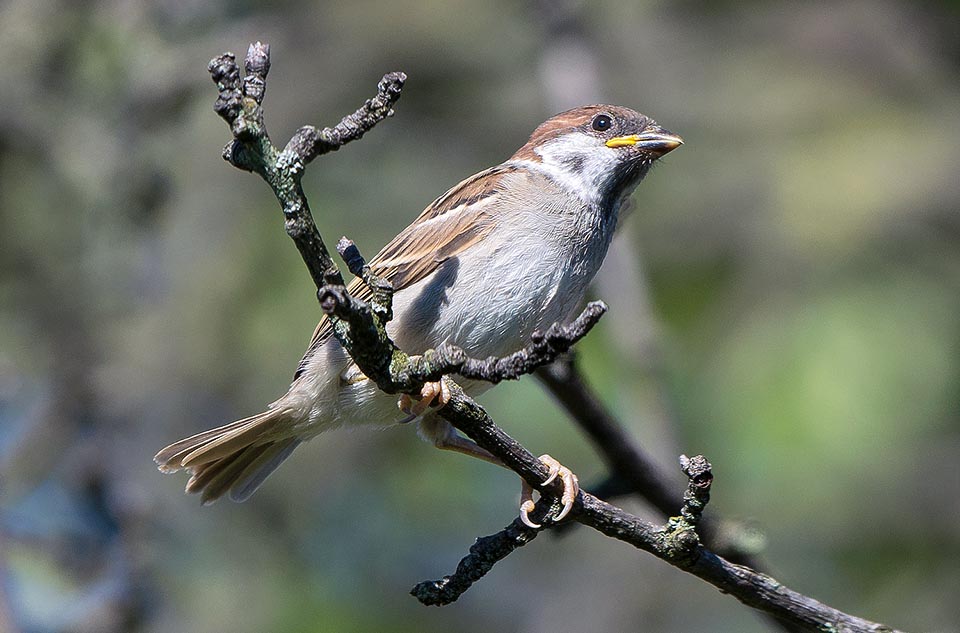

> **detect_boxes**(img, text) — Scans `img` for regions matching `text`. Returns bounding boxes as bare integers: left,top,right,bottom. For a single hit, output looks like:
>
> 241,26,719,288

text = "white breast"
388,167,617,360
290,164,621,431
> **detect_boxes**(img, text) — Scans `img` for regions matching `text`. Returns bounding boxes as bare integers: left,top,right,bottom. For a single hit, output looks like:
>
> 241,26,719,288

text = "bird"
155,104,682,524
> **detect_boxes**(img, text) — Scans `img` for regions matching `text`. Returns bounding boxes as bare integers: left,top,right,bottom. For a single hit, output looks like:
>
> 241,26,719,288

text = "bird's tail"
154,408,302,505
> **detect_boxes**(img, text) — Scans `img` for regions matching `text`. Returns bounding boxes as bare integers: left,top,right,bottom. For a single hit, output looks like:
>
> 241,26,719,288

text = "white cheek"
531,134,619,205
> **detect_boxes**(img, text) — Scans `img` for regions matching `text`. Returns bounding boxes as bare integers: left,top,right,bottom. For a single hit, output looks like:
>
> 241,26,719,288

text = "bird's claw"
398,376,452,418
519,454,579,529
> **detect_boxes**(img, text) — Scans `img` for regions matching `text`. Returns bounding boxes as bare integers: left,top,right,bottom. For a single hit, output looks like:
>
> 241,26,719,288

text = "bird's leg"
418,414,502,464
419,416,580,528
398,376,453,418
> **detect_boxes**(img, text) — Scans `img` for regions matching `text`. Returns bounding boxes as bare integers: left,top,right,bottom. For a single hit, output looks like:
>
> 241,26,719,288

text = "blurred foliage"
1,1,959,632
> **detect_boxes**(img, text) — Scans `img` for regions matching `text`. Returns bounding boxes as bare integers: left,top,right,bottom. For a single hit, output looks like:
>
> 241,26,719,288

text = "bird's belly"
293,215,610,431
388,238,599,360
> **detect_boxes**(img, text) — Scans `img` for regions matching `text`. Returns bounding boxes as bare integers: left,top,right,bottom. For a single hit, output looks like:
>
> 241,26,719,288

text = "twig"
206,42,909,633
209,43,405,290
678,454,712,527
411,518,541,606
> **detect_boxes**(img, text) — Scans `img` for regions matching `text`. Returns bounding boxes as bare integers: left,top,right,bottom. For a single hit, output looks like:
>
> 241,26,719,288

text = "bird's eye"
592,114,612,132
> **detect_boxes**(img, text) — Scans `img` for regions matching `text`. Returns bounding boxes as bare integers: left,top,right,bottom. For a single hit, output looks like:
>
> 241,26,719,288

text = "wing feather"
293,164,516,378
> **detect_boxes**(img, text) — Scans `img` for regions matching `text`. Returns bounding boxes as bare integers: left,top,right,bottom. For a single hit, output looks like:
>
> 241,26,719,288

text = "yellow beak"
606,128,684,156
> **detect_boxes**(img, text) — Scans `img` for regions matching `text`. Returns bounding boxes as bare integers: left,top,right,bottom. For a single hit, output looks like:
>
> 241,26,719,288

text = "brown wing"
293,164,517,378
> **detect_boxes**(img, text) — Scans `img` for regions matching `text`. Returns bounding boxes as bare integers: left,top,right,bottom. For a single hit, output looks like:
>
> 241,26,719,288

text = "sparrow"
155,105,682,524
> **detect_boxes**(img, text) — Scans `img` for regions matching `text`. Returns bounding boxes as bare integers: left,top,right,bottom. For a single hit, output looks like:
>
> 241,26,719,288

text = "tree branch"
411,517,542,606
206,42,908,633
536,355,771,566
416,456,902,633
209,43,406,290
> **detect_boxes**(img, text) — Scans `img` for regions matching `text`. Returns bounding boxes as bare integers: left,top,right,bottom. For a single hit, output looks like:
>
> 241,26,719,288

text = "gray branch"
536,348,791,603
209,43,405,290
206,41,908,633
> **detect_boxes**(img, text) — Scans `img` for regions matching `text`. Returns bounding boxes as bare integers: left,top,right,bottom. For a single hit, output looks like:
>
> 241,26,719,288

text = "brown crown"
510,104,649,162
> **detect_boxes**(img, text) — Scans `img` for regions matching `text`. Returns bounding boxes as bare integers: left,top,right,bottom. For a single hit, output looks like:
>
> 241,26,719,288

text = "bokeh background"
1,1,959,631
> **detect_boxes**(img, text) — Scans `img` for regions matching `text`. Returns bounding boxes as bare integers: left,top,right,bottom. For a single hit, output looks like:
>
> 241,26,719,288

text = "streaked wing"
293,164,517,378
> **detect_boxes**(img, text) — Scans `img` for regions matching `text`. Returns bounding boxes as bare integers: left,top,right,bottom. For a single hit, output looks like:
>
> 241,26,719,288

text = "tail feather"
188,443,273,505
229,438,302,502
181,412,286,468
153,416,258,473
155,408,302,504
184,444,267,501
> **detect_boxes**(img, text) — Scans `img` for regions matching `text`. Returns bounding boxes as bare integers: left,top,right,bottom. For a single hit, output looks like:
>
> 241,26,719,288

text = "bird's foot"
519,454,580,528
398,377,452,418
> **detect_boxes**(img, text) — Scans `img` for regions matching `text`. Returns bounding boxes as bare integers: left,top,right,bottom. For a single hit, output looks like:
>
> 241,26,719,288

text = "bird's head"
512,105,682,206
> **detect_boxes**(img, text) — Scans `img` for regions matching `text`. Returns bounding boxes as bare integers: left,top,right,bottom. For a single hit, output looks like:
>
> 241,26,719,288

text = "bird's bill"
605,128,683,156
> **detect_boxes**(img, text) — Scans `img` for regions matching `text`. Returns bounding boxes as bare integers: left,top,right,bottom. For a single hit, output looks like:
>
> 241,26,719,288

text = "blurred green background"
1,1,958,631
